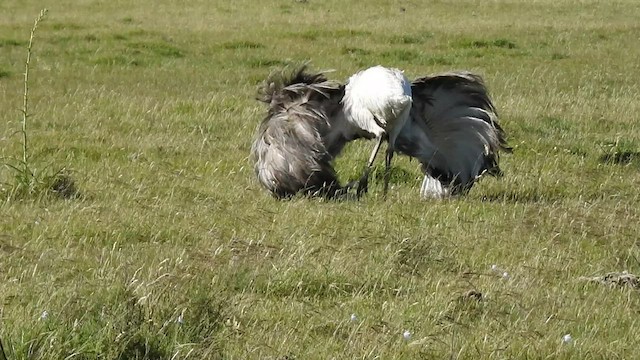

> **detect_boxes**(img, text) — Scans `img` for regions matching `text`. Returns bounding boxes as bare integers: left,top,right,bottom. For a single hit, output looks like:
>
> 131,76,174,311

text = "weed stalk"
21,9,48,180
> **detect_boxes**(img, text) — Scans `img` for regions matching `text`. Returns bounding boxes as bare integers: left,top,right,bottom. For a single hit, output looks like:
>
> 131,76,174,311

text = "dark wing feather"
396,71,510,196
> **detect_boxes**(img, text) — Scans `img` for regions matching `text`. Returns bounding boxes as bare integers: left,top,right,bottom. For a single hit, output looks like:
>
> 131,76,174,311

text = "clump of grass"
222,40,265,49
0,38,26,47
342,46,371,56
601,151,640,165
1,9,79,201
243,57,288,68
293,28,372,41
458,38,517,49
388,33,432,45
50,22,83,31
598,139,640,166
127,40,184,58
551,52,569,60
92,54,144,66
379,48,420,62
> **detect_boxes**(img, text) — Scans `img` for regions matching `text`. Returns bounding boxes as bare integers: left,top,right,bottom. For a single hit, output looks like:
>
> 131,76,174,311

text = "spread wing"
395,71,510,197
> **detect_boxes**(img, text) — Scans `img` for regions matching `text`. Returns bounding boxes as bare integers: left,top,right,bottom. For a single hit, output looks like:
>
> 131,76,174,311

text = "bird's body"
251,65,509,200
395,72,510,197
341,65,413,196
252,66,360,199
342,66,413,140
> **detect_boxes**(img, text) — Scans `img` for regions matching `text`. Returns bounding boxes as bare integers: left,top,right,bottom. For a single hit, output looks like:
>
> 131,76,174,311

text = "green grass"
1,0,640,358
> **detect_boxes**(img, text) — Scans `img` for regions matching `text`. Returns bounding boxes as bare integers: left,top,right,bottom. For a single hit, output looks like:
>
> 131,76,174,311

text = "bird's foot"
344,179,359,190
356,174,369,198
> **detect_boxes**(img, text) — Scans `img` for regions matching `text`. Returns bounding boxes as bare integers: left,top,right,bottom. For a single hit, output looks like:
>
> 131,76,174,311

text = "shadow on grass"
599,151,640,166
456,38,517,49
222,40,265,50
369,166,416,185
243,58,289,69
395,238,461,276
342,46,371,56
388,33,433,45
292,28,372,41
119,334,168,360
479,190,557,203
0,38,26,47
598,140,640,167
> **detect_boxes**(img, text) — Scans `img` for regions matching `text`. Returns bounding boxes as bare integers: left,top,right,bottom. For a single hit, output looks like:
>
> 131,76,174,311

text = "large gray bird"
341,65,413,196
396,72,511,197
251,65,361,199
252,65,510,199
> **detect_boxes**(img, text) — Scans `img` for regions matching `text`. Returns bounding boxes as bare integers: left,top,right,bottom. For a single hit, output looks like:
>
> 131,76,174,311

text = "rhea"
396,71,511,198
341,65,413,197
251,65,510,199
251,65,361,199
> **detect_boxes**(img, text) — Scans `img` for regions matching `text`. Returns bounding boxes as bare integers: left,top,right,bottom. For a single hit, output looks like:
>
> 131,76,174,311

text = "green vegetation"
1,0,640,358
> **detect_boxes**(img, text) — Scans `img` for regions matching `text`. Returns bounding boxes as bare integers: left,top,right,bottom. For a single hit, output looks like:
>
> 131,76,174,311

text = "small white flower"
40,310,49,320
491,264,498,271
502,271,510,280
403,330,411,340
562,334,573,344
177,313,184,325
115,332,125,342
350,313,357,322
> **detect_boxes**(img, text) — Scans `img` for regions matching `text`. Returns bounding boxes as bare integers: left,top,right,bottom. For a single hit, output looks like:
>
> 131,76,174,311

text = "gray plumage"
252,66,510,199
252,65,360,199
396,71,511,197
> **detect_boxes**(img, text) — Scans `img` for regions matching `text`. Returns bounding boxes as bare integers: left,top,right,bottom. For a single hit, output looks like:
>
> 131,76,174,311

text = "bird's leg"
357,136,384,197
356,168,371,197
366,136,384,168
383,147,394,198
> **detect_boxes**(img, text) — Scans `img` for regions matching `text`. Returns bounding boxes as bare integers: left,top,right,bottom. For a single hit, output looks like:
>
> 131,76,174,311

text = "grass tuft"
127,40,185,58
92,54,144,66
458,38,517,49
222,40,265,49
598,140,640,166
379,49,421,63
244,57,289,68
50,22,83,31
599,151,640,166
0,38,26,47
388,33,433,44
342,46,371,56
1,9,78,201
551,52,569,60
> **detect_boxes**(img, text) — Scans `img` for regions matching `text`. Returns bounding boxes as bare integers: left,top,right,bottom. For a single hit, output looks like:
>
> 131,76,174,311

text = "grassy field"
1,0,640,358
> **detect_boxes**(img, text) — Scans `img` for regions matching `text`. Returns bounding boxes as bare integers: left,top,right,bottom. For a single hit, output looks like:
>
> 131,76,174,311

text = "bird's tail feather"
420,173,450,199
